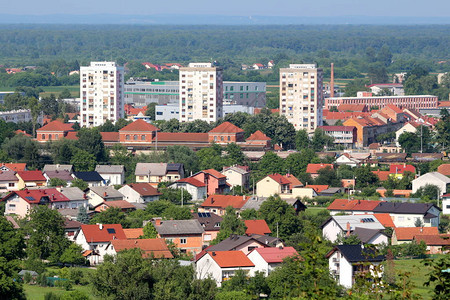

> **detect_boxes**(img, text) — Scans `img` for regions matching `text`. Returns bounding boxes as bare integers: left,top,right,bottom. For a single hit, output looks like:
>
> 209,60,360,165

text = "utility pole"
420,125,423,153
181,187,184,207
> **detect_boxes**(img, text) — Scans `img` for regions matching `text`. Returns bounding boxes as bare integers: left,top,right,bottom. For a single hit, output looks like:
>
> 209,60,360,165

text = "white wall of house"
322,220,343,243
86,191,107,208
391,213,433,227
395,123,417,146
98,172,125,186
247,251,270,276
443,198,450,215
256,177,281,197
0,180,19,191
222,169,249,189
412,174,448,196
329,251,353,288
367,233,388,245
169,183,206,202
119,185,143,203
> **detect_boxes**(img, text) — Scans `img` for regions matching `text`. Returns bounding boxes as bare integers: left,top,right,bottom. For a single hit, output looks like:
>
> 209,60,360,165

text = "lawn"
393,258,435,299
24,284,98,300
305,206,328,215
39,85,80,98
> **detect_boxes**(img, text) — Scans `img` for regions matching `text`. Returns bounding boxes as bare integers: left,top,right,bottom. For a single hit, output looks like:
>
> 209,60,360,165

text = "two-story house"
86,186,124,208
222,165,250,189
135,163,184,184
168,178,207,202
191,169,230,196
95,165,125,185
16,171,46,189
119,183,161,204
0,170,19,191
199,195,249,216
208,122,245,144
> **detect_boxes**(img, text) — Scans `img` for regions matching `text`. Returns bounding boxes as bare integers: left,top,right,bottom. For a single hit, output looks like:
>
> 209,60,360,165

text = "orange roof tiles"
101,200,135,209
337,104,367,112
327,199,384,212
65,131,78,140
37,120,73,132
246,130,271,141
437,164,450,176
394,227,439,241
252,247,299,263
16,171,45,181
306,164,333,174
123,228,144,239
176,177,206,187
373,213,396,228
110,238,173,258
384,104,403,114
283,174,303,188
128,183,161,196
372,170,390,181
101,132,120,142
202,169,226,179
120,119,159,132
414,234,450,246
390,164,416,174
81,224,127,242
438,101,450,107
209,122,244,134
209,251,254,268
201,195,249,209
306,185,329,193
0,163,26,172
244,220,272,235
267,173,290,185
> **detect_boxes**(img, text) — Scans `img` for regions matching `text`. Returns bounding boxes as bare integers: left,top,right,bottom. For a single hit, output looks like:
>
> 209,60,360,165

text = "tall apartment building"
80,62,124,127
279,64,323,132
179,63,223,123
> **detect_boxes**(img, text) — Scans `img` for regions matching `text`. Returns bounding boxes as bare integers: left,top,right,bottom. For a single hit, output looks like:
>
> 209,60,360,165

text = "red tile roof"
128,183,162,196
0,163,26,172
283,174,303,188
319,126,356,132
65,131,79,140
81,224,126,242
390,164,416,174
324,111,371,121
246,130,271,141
123,228,144,239
202,169,226,179
101,132,120,142
119,119,159,132
373,213,396,228
176,177,206,187
16,171,45,181
306,185,329,193
201,195,249,209
394,227,439,241
245,220,272,235
110,239,173,258
385,104,403,114
438,101,450,107
414,234,450,246
209,122,244,134
4,188,69,204
252,247,298,263
209,251,254,268
267,173,290,185
15,130,31,137
372,170,390,181
306,164,333,174
437,164,450,176
328,199,384,212
37,120,73,132
337,104,367,112
153,132,208,142
101,200,136,209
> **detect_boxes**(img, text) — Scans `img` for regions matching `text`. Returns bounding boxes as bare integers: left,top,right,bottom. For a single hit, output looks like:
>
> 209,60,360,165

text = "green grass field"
39,86,80,98
24,284,98,300
393,258,435,299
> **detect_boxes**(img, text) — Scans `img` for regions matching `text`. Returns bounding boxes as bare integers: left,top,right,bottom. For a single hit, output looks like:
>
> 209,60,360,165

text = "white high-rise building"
179,63,223,123
80,62,124,128
279,64,323,132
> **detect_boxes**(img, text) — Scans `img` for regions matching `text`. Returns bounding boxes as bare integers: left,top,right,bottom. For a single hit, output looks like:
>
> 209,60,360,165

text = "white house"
350,227,389,246
395,122,419,146
335,154,361,167
74,224,126,265
0,170,19,191
222,166,250,189
247,247,298,276
196,251,254,286
326,245,385,288
57,187,89,209
118,183,161,204
412,172,450,197
168,178,207,202
443,194,450,215
373,202,441,228
321,215,385,243
86,186,124,208
95,165,125,185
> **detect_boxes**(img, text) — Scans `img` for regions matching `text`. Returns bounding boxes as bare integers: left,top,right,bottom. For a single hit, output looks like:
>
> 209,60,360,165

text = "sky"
3,0,450,17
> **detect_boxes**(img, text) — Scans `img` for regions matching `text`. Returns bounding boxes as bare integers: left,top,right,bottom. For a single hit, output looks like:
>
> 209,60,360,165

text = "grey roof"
320,187,343,195
167,163,184,173
240,196,267,210
58,208,94,219
153,219,204,235
324,215,385,231
0,170,18,181
250,234,283,247
89,186,124,199
19,270,38,276
207,235,264,251
413,172,450,184
135,163,168,176
222,166,249,175
44,170,74,181
95,165,125,174
43,164,73,172
58,187,85,201
373,202,437,214
192,212,223,231
411,153,444,162
352,227,386,244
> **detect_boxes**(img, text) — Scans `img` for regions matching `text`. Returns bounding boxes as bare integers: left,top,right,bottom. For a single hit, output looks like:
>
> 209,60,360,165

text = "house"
0,163,26,172
373,213,396,228
152,218,204,255
374,202,441,228
2,188,76,218
56,187,89,209
247,247,298,276
191,169,230,196
36,120,75,142
256,174,290,197
306,164,334,179
16,171,46,189
94,200,136,212
321,215,385,243
43,170,74,186
372,170,391,182
205,235,270,255
389,164,416,179
192,212,223,245
443,193,450,215
0,171,19,191
109,239,173,258
245,131,271,148
221,165,251,189
350,227,389,245
376,188,412,198
64,219,83,241
74,223,126,264
318,126,357,148
208,122,245,144
305,185,329,195
327,199,385,215
244,220,271,236
412,172,450,197
95,165,125,185
87,186,124,208
437,164,450,176
119,183,161,204
199,195,249,216
253,63,265,69
135,163,184,184
391,227,439,245
168,178,207,202
73,171,104,187
118,119,158,144
335,154,361,167
123,228,144,239
196,251,254,286
327,245,385,288
413,234,450,254
43,164,73,173
319,187,344,197
395,122,421,146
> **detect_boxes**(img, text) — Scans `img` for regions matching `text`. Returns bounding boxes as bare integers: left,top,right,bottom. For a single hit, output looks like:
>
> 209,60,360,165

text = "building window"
227,136,230,141
141,135,145,140
8,183,14,187
126,135,130,140
180,238,187,244
133,135,138,140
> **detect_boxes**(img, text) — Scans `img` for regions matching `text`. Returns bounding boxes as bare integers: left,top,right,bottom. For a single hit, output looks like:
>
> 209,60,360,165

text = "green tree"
141,222,157,239
212,206,247,244
315,166,341,186
295,129,310,150
70,149,96,171
166,145,199,175
0,216,26,300
240,208,258,220
59,243,86,266
398,131,420,154
76,206,89,224
423,255,450,299
224,143,245,165
23,206,70,261
311,128,334,151
28,97,42,137
71,179,88,191
334,232,362,245
50,139,75,164
59,88,72,99
90,207,129,227
76,128,107,163
159,187,192,205
49,178,68,187
354,166,379,188
145,102,157,120
257,151,284,177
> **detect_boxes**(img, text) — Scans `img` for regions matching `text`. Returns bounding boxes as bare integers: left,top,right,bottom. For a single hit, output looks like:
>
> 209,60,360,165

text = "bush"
23,271,33,284
37,273,48,287
55,279,73,291
68,268,83,285
44,292,61,300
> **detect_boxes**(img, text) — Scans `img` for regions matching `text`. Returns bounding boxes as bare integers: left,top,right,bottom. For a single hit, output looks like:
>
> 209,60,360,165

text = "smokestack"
346,222,351,237
330,63,335,98
155,218,161,226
